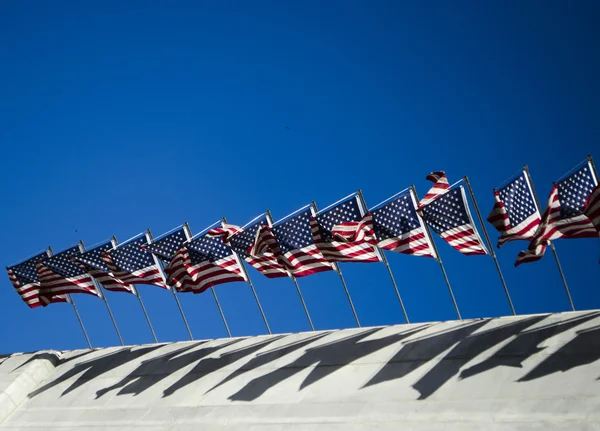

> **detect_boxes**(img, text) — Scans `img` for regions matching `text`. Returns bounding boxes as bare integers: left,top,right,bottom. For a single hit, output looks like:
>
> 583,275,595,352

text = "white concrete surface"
1,311,600,430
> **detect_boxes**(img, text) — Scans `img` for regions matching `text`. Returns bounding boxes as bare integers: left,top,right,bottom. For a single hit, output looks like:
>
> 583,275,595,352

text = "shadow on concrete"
519,324,600,382
229,325,430,402
412,315,548,399
29,345,164,398
13,350,94,373
96,339,241,398
460,312,600,381
163,336,285,397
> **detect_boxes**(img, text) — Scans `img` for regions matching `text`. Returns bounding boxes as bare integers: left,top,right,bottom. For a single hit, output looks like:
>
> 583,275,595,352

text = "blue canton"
45,246,87,278
10,251,49,283
146,228,187,263
316,197,361,242
229,216,268,259
421,187,470,235
188,234,233,264
77,241,114,272
111,236,155,272
273,209,314,253
372,192,421,240
557,164,596,219
498,173,537,226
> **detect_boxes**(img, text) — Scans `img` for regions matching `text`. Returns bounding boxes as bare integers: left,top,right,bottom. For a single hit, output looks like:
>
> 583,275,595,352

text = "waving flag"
421,185,488,256
6,251,67,308
102,234,166,288
73,239,135,294
487,171,542,247
144,227,188,264
37,245,100,305
418,171,450,208
312,195,380,263
370,189,437,257
207,223,243,243
226,215,289,278
583,184,600,234
516,160,599,266
250,207,334,277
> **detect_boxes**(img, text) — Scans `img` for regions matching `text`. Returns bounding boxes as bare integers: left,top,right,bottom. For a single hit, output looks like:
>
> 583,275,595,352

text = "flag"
487,172,542,247
369,189,437,257
331,213,377,244
172,232,246,293
251,207,334,277
311,195,380,263
583,184,600,234
164,245,198,292
101,234,166,288
421,185,488,255
207,223,243,243
516,161,599,266
6,252,67,308
418,171,450,208
36,246,100,305
225,216,290,278
144,227,188,264
72,240,136,294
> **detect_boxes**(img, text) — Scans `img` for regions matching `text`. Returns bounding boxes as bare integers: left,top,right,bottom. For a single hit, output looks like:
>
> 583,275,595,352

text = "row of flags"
5,156,599,344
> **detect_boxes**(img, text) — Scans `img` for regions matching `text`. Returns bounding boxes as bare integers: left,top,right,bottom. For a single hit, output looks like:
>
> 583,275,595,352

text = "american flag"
584,184,600,235
418,171,450,208
226,216,290,279
36,246,100,305
265,206,334,277
370,189,437,258
176,231,246,293
72,239,136,294
487,171,542,247
6,252,67,308
101,234,166,288
516,161,599,266
145,227,192,291
207,223,244,244
311,195,380,263
421,185,488,255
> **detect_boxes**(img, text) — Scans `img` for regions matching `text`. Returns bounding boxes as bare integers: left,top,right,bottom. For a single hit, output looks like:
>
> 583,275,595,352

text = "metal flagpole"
463,177,516,316
211,287,231,337
109,237,158,342
266,210,315,331
79,241,124,345
311,201,361,328
46,246,93,348
222,217,271,334
147,228,194,340
411,185,462,320
523,164,575,311
357,190,409,323
67,294,93,349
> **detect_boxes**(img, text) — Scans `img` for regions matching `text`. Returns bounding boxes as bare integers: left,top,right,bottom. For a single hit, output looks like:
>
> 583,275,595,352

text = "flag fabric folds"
36,246,101,305
420,185,488,256
102,234,166,288
583,184,600,234
370,189,437,258
73,240,136,294
312,195,380,263
207,223,243,243
6,252,67,308
250,207,334,277
418,171,450,208
487,172,542,247
516,161,599,266
165,231,246,293
144,227,188,264
224,216,290,279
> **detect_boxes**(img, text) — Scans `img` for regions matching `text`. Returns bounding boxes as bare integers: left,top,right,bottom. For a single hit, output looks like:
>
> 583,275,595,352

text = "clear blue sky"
1,1,598,353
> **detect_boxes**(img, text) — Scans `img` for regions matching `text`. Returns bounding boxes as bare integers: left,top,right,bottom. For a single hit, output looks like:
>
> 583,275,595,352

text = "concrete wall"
1,310,600,430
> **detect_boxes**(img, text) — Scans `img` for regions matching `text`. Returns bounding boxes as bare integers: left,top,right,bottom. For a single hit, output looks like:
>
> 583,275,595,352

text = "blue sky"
1,1,598,353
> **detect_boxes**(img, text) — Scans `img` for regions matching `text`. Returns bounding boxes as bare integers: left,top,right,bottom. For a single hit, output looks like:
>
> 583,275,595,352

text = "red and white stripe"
71,259,136,294
207,223,244,244
313,215,380,263
377,227,436,257
418,171,450,208
6,268,67,308
440,225,488,256
487,190,541,247
245,254,290,278
516,185,598,266
101,252,166,288
36,262,100,306
583,184,600,235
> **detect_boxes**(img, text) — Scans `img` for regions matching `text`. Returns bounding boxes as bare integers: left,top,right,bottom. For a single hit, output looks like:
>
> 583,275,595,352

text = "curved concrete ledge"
1,311,600,430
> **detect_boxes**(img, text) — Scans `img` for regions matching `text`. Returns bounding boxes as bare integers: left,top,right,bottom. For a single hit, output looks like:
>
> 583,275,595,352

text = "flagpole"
266,210,315,331
211,287,231,337
463,177,516,316
222,217,271,334
78,241,124,345
46,247,92,348
147,229,194,340
411,185,462,320
311,201,360,328
523,165,575,311
357,189,409,323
